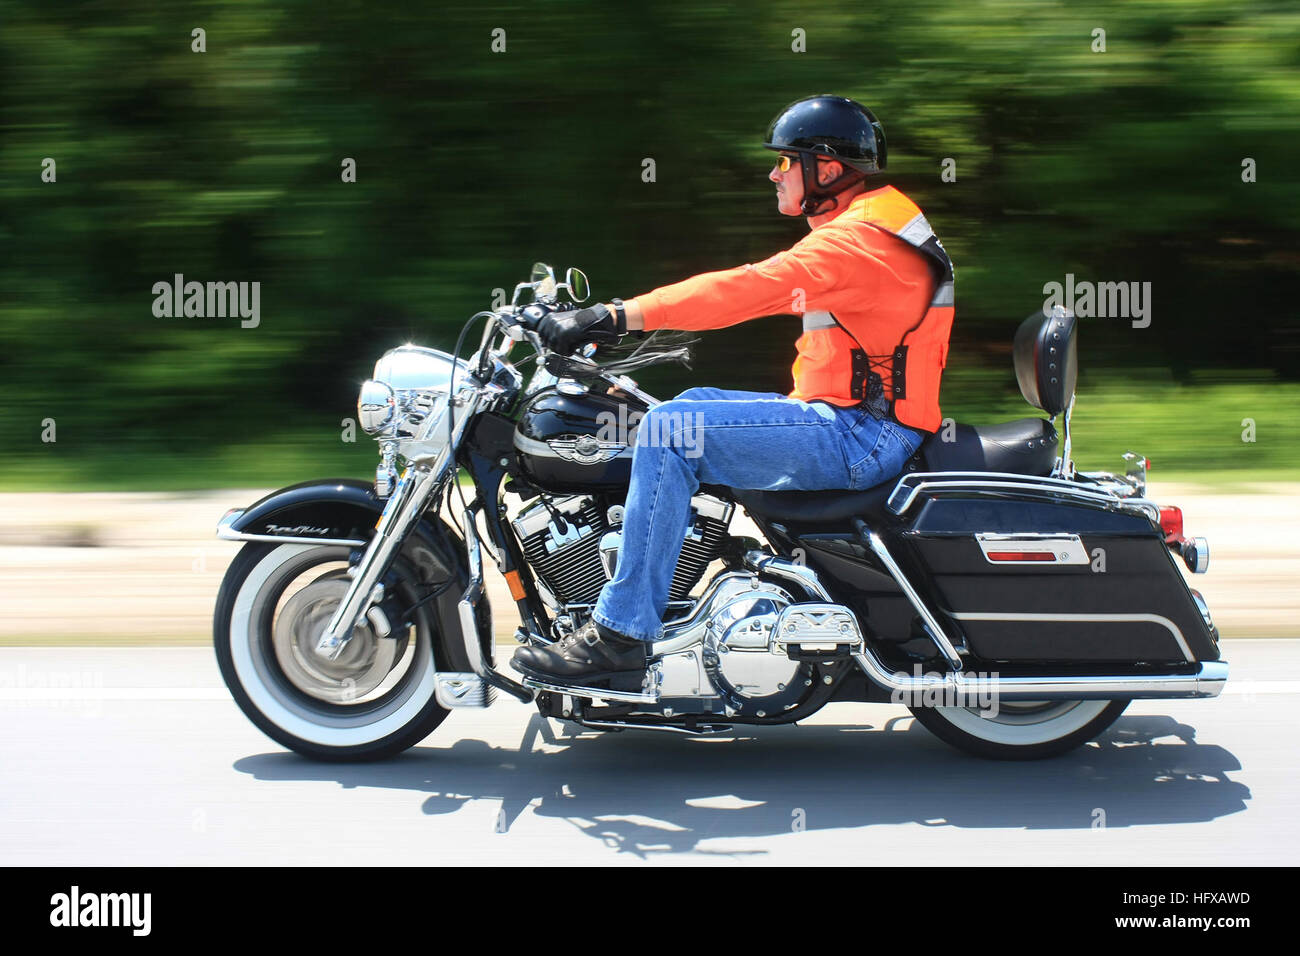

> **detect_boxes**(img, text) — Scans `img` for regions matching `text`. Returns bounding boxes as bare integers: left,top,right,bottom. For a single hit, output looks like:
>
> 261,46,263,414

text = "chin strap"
798,154,867,216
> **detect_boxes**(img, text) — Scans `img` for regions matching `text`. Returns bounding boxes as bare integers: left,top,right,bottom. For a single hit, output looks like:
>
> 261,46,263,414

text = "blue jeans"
592,386,927,643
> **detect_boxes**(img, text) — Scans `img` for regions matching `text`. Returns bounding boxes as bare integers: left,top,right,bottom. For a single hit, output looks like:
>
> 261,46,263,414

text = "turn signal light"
1159,505,1183,544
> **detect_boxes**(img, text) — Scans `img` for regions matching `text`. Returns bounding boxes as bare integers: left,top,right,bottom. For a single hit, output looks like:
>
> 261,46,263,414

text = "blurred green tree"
1,0,1296,486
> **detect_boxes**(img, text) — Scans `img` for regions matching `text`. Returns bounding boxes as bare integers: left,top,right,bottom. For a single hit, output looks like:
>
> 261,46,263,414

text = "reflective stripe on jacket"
637,185,954,433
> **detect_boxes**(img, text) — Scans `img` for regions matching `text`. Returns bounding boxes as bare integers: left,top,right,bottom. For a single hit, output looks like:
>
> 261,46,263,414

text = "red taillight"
1159,505,1184,544
986,551,1057,562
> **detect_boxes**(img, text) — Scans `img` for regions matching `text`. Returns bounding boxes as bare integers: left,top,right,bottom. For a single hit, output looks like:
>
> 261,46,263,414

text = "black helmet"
764,95,887,215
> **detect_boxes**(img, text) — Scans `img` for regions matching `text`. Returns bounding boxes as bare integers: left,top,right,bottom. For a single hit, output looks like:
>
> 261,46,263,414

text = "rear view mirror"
563,267,590,303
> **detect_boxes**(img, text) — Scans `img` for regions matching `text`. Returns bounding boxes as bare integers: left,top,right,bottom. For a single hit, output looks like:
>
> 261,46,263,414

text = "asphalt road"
1,641,1295,865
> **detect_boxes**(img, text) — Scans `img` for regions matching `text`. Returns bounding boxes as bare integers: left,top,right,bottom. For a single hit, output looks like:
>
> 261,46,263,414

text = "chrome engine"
511,492,733,607
513,495,866,716
638,571,832,717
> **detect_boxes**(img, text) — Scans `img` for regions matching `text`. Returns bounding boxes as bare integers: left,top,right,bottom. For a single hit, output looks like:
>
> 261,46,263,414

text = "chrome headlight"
372,345,475,393
357,380,396,435
361,345,479,451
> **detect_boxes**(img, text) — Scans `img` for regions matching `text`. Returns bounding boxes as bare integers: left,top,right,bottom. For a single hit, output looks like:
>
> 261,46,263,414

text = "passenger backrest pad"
1013,307,1077,417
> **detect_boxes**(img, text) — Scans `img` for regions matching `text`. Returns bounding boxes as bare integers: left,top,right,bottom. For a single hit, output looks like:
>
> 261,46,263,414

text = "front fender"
219,477,384,545
216,477,489,673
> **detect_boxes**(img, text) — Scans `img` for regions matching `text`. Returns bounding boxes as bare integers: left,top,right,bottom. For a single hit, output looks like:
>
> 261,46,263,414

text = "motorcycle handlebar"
488,299,681,380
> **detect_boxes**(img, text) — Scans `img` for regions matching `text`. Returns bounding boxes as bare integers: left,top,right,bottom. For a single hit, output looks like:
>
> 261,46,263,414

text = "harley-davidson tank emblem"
547,434,626,465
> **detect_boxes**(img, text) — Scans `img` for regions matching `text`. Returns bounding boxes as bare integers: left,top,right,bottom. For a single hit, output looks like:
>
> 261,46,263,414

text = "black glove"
537,303,621,354
518,303,553,331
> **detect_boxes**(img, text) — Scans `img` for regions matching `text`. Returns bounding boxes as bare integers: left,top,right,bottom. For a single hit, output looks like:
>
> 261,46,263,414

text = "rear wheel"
214,541,452,761
908,698,1129,760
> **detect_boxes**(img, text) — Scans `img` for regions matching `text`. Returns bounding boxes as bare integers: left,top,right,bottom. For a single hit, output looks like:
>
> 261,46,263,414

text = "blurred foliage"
7,378,1294,491
1,0,1297,488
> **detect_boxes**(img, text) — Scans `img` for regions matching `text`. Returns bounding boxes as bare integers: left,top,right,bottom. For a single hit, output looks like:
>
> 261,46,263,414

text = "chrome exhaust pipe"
853,646,1228,701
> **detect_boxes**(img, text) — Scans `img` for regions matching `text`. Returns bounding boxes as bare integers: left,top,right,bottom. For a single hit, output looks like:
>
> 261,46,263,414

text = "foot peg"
434,673,496,708
518,674,660,705
770,603,864,655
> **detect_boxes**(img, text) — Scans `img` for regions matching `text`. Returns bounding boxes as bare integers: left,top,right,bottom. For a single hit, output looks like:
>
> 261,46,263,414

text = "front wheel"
908,699,1130,760
214,541,453,761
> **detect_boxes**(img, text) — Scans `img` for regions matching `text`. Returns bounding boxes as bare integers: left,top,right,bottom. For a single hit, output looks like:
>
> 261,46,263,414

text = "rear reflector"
975,533,1089,565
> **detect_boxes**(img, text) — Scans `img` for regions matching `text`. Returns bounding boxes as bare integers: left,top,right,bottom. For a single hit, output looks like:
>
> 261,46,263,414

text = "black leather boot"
511,619,647,689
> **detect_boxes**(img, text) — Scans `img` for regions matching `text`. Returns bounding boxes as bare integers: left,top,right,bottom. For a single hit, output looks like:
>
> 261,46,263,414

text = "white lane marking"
0,688,231,700
1221,680,1300,695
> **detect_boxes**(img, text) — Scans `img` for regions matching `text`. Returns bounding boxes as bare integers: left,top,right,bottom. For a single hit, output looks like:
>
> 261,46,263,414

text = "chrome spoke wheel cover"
272,578,398,703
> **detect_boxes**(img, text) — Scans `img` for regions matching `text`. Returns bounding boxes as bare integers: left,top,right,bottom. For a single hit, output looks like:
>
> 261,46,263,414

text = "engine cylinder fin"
519,495,733,607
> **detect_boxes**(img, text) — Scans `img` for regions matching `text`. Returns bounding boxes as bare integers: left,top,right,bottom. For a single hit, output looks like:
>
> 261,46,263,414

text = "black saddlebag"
897,493,1218,665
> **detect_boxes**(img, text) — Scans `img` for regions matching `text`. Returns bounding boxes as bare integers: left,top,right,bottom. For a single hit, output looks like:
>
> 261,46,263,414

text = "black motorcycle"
213,263,1224,761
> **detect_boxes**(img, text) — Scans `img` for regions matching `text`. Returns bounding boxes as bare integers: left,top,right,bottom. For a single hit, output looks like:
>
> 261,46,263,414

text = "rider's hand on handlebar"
537,303,621,354
517,303,555,331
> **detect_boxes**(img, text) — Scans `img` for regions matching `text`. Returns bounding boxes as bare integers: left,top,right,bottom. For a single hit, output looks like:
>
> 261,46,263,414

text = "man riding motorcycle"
511,94,957,690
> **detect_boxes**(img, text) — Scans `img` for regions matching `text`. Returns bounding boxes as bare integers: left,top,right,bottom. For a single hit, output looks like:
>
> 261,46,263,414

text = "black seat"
730,417,1059,524
725,309,1077,525
920,417,1058,474
729,475,903,526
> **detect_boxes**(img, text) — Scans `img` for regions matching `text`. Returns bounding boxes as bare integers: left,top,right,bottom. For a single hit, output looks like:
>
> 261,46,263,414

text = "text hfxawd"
214,264,1224,761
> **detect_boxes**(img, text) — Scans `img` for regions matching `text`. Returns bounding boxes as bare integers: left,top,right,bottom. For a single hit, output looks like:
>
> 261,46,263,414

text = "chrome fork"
314,452,451,659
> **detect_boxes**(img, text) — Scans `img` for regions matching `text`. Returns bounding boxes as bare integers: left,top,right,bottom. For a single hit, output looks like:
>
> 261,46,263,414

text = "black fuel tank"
513,385,649,493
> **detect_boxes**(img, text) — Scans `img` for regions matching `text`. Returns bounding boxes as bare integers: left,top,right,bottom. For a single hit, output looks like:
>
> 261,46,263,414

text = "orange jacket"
637,185,954,432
